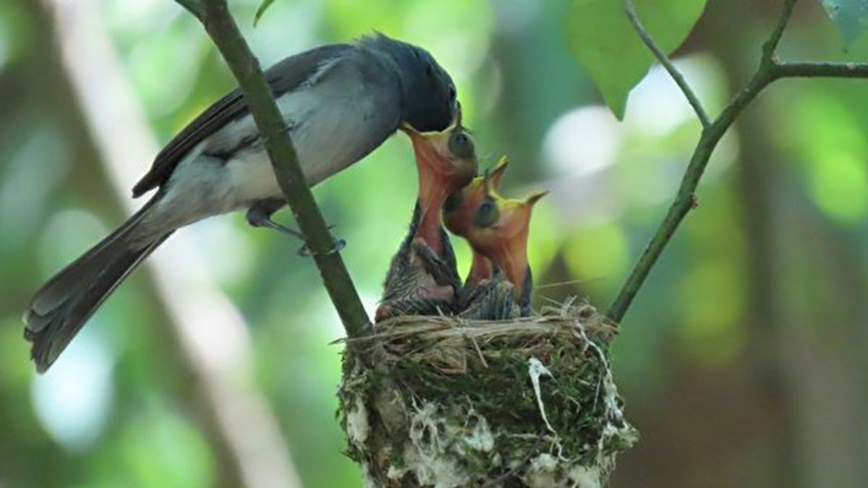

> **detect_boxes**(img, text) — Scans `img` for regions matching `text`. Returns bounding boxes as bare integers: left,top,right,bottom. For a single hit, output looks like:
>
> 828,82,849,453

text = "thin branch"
762,0,798,62
184,0,370,338
624,0,711,128
607,0,801,323
775,61,868,78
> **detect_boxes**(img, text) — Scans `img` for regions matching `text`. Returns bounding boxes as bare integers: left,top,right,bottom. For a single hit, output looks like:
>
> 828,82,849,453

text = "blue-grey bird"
23,34,459,372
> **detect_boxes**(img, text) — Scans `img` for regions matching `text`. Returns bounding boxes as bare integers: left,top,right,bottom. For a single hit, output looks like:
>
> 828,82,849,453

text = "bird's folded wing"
132,43,352,197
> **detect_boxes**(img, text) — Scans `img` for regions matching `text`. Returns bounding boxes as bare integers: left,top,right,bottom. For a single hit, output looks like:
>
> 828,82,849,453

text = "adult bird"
443,156,508,301
24,34,459,372
376,121,477,321
455,177,546,320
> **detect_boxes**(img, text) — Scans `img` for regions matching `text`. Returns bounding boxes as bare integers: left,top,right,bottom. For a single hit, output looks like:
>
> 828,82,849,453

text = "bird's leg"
246,199,303,238
412,238,462,291
246,199,345,256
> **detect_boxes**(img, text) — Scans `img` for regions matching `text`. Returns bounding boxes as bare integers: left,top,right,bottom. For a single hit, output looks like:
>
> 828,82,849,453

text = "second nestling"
445,158,546,320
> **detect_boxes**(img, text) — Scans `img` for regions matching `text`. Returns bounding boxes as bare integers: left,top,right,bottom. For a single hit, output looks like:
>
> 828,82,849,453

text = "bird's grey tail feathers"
23,196,171,373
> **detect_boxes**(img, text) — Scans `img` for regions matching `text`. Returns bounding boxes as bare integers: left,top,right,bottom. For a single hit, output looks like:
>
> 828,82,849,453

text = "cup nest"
338,300,638,488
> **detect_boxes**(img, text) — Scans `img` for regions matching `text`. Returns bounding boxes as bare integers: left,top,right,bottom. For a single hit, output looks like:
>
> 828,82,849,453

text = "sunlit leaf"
818,0,868,49
253,0,276,27
566,0,707,119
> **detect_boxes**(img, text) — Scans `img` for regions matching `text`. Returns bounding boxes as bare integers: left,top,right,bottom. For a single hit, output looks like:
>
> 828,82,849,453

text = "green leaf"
566,0,707,119
818,0,868,49
253,0,276,27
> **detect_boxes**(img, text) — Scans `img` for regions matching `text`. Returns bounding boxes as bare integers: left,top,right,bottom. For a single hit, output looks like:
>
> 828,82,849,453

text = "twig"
775,61,868,78
180,0,370,338
607,0,868,323
624,0,711,128
761,0,798,62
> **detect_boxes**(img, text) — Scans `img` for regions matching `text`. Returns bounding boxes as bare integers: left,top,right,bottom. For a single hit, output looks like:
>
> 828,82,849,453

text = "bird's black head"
362,34,457,132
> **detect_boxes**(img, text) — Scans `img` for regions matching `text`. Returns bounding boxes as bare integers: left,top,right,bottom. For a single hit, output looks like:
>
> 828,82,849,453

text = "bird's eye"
444,191,463,213
473,198,500,228
448,85,456,101
449,130,475,161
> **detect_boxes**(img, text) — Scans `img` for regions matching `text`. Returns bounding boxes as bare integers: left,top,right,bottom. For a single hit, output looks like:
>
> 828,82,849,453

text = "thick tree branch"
607,0,868,323
624,0,711,128
176,0,203,20
180,0,370,338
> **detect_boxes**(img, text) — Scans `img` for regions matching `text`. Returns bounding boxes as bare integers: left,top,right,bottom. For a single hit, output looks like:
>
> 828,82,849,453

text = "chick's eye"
473,199,499,228
449,131,475,160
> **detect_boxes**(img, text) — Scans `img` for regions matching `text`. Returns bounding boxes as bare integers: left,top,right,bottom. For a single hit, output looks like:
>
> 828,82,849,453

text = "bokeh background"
1,0,867,487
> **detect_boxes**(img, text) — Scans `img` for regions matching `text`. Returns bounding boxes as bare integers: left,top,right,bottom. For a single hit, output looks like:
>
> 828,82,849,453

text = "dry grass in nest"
347,301,617,375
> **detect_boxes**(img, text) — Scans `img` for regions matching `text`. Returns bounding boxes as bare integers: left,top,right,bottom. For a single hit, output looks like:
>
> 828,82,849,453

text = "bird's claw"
296,225,345,257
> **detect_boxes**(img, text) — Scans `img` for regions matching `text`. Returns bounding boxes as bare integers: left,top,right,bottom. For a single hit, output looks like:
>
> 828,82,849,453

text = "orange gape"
376,119,478,321
445,158,546,319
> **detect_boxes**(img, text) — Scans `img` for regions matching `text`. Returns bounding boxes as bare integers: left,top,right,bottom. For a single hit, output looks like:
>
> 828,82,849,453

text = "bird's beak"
400,113,460,173
488,155,509,189
403,114,477,251
403,123,454,180
400,106,464,168
498,190,547,246
523,190,548,207
404,115,476,207
472,189,546,296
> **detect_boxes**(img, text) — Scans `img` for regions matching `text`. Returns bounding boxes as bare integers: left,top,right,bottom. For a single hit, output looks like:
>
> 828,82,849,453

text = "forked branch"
609,0,868,323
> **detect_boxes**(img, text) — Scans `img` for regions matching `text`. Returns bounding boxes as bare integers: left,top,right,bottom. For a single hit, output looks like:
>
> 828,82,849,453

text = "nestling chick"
456,175,546,320
443,156,509,305
376,119,478,321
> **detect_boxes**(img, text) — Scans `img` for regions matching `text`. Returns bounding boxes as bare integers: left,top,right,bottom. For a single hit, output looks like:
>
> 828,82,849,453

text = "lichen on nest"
338,301,638,488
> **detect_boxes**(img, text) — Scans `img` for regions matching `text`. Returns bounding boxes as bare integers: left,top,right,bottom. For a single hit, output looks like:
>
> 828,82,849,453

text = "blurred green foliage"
1,0,868,487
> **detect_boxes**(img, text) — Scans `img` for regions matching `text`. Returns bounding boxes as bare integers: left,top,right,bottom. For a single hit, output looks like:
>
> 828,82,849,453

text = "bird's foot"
296,226,345,257
246,207,345,256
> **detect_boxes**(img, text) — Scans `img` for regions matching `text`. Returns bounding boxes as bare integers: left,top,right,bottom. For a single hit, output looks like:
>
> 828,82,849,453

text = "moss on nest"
338,302,637,488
